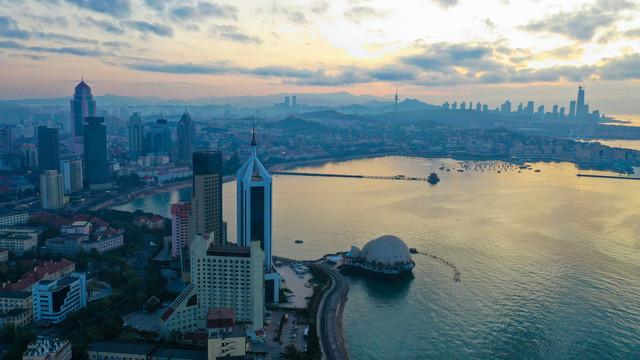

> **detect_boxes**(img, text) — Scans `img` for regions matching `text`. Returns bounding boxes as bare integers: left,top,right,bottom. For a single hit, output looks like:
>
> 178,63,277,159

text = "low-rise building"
45,234,85,256
0,290,32,323
1,259,75,292
0,227,38,255
0,308,31,327
22,336,72,360
81,229,124,254
87,341,211,360
61,220,91,235
0,248,7,262
0,212,29,226
32,272,87,324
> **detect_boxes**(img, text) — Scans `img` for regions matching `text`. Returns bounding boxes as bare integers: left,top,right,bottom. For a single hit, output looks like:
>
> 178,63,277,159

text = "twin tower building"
161,130,278,336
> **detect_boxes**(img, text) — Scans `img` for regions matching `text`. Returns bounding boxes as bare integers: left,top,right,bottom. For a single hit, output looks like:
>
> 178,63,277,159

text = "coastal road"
317,265,350,360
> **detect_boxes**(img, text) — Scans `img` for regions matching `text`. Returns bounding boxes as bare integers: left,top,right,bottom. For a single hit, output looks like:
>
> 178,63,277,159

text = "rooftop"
0,290,31,299
207,244,251,258
88,341,156,355
206,307,235,329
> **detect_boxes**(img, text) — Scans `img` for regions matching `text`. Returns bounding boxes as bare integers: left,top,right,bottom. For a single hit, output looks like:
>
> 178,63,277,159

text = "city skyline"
0,0,639,114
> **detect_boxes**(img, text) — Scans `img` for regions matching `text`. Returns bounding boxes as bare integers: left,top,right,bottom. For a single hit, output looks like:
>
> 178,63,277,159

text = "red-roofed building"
0,259,75,292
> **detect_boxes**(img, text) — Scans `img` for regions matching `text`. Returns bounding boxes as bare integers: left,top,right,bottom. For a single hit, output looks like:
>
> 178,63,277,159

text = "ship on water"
427,172,440,184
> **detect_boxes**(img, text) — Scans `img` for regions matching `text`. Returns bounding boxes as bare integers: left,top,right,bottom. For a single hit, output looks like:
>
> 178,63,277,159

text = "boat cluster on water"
435,160,541,174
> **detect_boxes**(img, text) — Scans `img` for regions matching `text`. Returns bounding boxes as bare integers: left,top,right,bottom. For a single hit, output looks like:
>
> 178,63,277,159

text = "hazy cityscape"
0,0,639,359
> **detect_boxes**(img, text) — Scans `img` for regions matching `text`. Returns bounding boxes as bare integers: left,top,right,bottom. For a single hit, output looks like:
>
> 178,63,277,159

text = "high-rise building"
0,126,13,150
536,105,545,118
552,105,558,120
476,102,482,111
177,111,195,163
569,100,576,122
19,145,38,170
70,80,96,153
525,101,534,116
189,151,223,245
500,101,511,116
171,201,190,258
128,112,144,158
284,96,290,107
40,170,65,209
576,85,586,122
451,102,457,110
146,118,171,156
83,117,111,195
292,95,297,108
160,233,264,335
460,102,466,110
37,126,60,172
237,131,273,270
60,159,83,195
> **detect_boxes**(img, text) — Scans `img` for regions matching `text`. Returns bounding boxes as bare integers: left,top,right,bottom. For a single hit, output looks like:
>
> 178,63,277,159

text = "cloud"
344,6,387,24
145,0,171,11
598,53,640,80
268,3,308,24
25,15,68,28
122,21,173,37
33,33,99,45
211,25,262,44
81,17,124,34
310,1,330,14
65,0,132,17
0,16,30,39
102,41,131,49
126,61,233,74
432,0,459,9
483,18,497,30
0,40,102,57
367,65,419,81
520,0,638,42
171,2,239,21
9,54,47,61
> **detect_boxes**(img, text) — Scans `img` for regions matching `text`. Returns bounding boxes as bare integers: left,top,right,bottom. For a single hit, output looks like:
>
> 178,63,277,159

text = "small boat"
457,169,464,172
295,240,303,244
446,169,451,172
427,172,440,184
534,169,541,172
409,248,418,254
439,166,445,170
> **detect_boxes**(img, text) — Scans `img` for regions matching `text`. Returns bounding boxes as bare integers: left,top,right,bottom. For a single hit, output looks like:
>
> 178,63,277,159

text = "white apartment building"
32,272,87,324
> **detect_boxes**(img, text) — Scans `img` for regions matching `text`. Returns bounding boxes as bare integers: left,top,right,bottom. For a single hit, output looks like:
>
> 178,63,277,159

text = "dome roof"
360,235,412,266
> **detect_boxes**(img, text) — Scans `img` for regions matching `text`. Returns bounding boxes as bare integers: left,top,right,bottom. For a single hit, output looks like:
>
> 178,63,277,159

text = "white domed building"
341,235,415,277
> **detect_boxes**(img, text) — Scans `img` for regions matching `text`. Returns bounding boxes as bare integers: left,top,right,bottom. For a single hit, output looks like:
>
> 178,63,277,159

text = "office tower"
128,112,144,158
476,102,481,111
37,126,60,173
19,145,38,170
32,273,87,324
146,118,171,156
292,95,297,108
569,100,576,122
560,107,566,120
60,159,83,195
576,85,586,122
592,110,600,122
70,80,96,153
0,126,13,150
536,105,544,118
482,104,488,112
525,101,534,116
501,101,511,116
177,111,195,163
442,102,450,110
552,105,558,120
237,131,273,270
452,102,457,110
460,102,466,110
189,150,223,245
516,103,523,115
284,96,290,107
83,117,111,195
160,233,264,335
40,170,65,209
171,201,191,258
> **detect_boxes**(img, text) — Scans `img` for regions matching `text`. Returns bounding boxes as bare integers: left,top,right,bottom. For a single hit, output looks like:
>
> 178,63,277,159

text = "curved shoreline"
316,263,350,360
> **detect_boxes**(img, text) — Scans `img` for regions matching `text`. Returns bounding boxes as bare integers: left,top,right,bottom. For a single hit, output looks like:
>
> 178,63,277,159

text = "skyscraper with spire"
177,111,195,163
237,129,273,270
70,80,96,153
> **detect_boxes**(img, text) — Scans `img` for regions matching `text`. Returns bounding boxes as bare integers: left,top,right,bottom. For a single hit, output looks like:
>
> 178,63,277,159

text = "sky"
0,0,639,114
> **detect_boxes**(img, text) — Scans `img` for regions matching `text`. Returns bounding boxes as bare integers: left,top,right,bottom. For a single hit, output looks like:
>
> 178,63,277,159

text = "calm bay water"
114,156,640,359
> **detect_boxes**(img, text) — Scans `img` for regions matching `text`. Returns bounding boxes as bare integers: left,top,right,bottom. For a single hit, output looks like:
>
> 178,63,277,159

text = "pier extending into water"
273,171,431,181
416,252,461,282
577,174,640,181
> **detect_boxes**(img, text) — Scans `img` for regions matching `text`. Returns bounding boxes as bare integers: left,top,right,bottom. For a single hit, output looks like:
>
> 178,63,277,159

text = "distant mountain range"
0,91,407,108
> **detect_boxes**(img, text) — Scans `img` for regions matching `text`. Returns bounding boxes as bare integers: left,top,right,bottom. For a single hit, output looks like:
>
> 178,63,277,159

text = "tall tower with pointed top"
177,111,196,163
237,129,273,270
394,85,398,112
70,80,96,153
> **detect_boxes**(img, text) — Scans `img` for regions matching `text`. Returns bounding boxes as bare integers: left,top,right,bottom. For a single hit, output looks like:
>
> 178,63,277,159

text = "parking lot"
249,310,309,359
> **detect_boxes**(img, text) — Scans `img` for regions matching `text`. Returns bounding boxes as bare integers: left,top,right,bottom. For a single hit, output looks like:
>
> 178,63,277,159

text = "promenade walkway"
315,264,350,360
